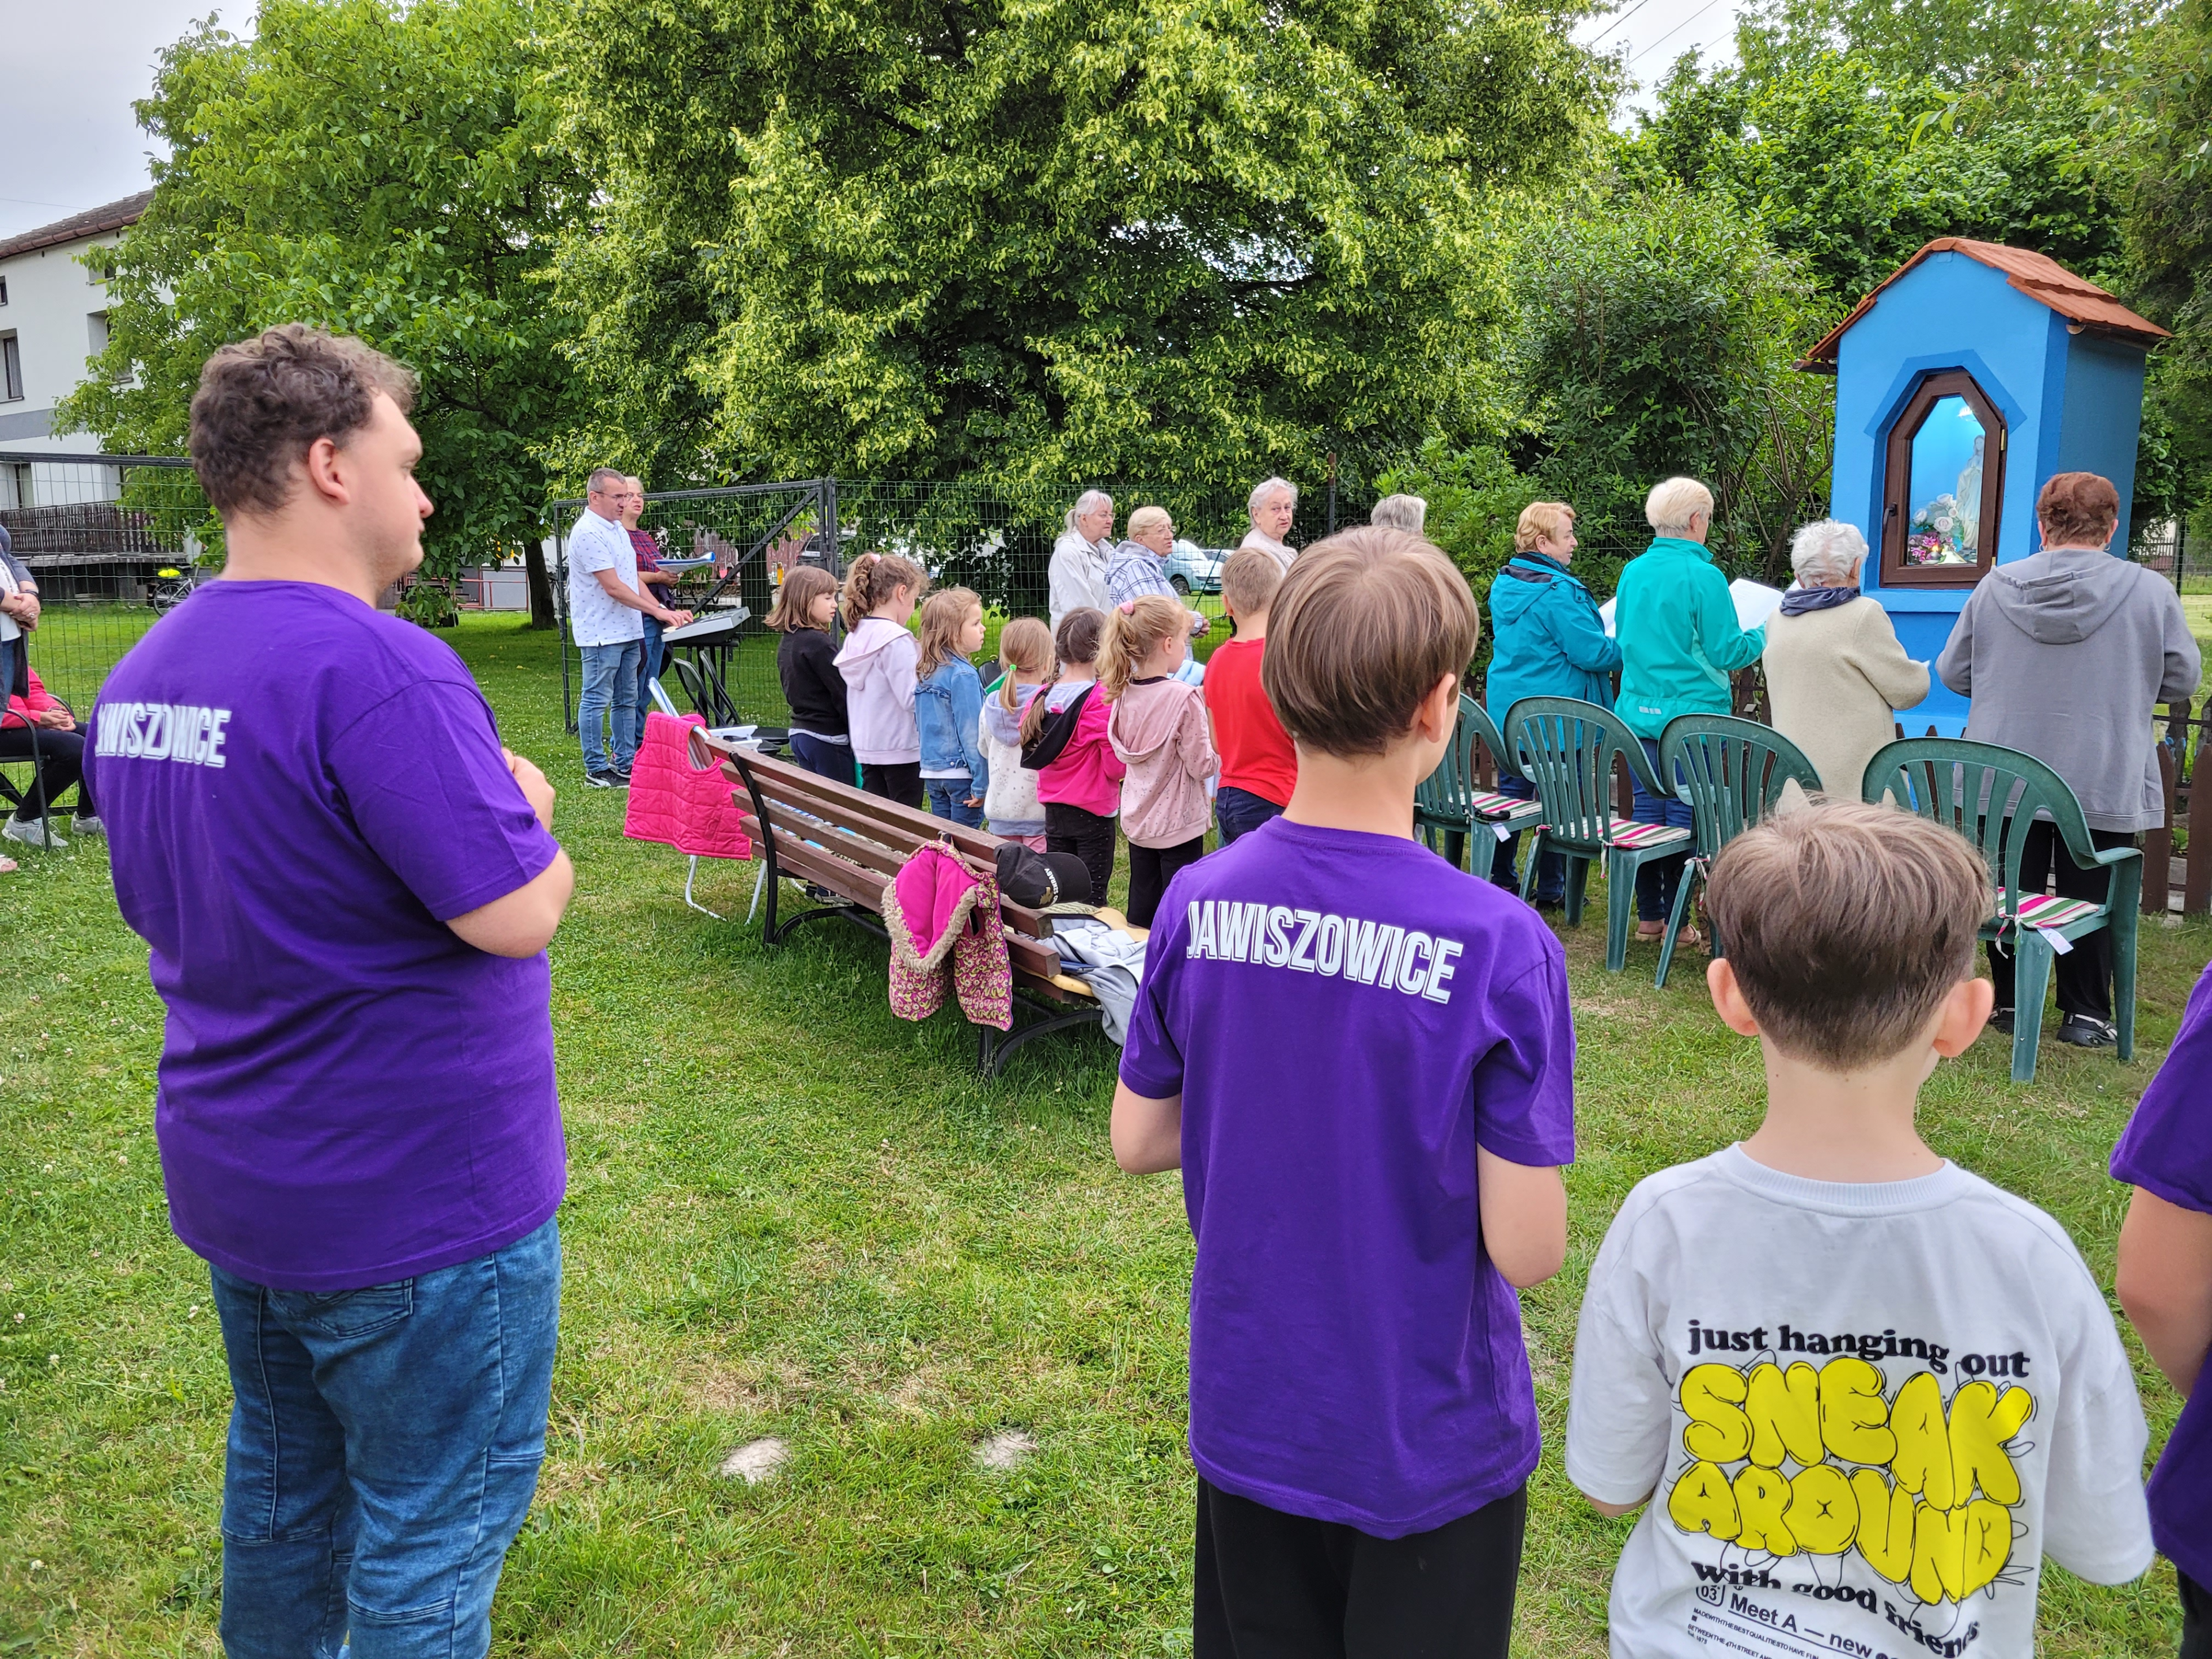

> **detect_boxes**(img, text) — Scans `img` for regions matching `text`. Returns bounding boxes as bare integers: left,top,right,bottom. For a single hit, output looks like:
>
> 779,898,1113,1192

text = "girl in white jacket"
833,552,925,806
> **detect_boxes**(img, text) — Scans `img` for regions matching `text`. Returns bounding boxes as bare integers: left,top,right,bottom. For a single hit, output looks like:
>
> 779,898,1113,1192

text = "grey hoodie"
1935,547,2200,831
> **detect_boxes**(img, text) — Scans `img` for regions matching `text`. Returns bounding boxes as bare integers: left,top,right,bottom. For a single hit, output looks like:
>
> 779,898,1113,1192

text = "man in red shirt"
1203,548,1297,844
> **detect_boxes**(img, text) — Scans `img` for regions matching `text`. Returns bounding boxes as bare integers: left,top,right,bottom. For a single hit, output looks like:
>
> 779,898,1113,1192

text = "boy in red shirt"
1204,548,1296,844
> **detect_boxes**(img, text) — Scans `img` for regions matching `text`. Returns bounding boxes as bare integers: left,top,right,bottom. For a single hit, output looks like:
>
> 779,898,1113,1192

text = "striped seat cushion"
1605,817,1692,851
1467,790,1541,820
2013,892,2104,931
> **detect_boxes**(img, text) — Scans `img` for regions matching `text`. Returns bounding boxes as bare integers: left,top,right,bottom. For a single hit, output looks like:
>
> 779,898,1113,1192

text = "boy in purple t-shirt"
86,327,576,1658
1113,528,1574,1657
2116,960,2212,1658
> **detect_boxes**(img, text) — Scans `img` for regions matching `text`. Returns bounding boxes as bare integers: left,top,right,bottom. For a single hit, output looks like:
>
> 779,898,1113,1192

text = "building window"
0,275,10,305
0,332,21,402
88,310,109,357
1880,369,2006,589
2,463,30,511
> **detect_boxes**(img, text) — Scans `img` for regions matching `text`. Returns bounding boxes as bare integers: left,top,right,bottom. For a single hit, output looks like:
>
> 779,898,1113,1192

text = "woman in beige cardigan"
1764,520,1930,796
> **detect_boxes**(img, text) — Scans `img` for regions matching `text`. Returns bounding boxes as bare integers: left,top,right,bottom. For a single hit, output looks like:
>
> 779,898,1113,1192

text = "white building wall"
0,228,128,503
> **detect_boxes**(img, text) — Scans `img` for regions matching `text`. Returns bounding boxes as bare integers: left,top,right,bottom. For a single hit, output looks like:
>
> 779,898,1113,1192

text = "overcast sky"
0,0,1736,244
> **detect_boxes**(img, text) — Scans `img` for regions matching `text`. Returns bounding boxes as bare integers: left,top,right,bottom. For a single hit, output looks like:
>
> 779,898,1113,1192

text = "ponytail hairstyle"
997,616,1054,713
840,551,925,630
915,586,982,680
1099,594,1188,699
1022,607,1106,745
766,564,837,633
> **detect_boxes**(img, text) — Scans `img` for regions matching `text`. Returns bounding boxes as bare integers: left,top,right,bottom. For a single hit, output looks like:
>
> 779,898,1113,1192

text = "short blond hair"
1262,529,1479,758
1127,505,1174,543
1221,547,1283,618
1645,476,1715,535
1515,501,1577,553
1704,800,1993,1071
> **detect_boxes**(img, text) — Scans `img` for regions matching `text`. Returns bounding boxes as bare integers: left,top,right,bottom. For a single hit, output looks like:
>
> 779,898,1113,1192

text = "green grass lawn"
1,612,2203,1656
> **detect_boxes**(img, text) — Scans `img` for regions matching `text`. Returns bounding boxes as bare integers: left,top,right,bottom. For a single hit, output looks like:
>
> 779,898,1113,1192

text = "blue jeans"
789,732,855,786
926,778,986,827
637,616,666,712
1215,785,1285,846
210,1217,562,1659
1630,736,1695,923
578,639,642,775
1487,773,1564,904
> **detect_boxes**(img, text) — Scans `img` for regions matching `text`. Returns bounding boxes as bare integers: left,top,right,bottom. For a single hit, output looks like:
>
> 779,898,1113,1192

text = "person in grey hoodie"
1935,471,2201,1048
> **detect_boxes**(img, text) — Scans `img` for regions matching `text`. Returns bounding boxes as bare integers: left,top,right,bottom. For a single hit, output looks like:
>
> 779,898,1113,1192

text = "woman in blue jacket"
1483,502,1622,906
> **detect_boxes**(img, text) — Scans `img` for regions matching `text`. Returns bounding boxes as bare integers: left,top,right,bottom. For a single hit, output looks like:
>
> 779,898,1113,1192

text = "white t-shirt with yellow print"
1566,1146,2151,1659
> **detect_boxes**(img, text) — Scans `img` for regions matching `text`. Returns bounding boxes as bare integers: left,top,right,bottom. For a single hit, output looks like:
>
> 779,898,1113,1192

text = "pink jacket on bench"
624,711,753,859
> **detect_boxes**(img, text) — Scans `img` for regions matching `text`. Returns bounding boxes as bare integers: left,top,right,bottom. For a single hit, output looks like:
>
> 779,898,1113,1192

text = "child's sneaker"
70,813,104,838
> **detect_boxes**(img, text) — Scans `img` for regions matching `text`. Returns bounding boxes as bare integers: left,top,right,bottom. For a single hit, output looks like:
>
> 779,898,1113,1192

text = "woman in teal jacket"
1484,502,1621,904
1612,476,1767,941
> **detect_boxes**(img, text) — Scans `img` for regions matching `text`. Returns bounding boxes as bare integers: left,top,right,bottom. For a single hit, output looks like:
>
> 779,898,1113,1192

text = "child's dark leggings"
1126,835,1205,928
1194,1478,1526,1659
860,762,923,809
1045,802,1116,909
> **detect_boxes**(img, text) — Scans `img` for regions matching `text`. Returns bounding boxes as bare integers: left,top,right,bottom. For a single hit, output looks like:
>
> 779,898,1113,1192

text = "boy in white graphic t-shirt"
1567,800,2151,1659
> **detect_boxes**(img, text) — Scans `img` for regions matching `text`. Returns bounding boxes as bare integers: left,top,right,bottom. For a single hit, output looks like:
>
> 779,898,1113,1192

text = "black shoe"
1987,1006,2014,1036
584,771,618,790
2057,1014,2118,1050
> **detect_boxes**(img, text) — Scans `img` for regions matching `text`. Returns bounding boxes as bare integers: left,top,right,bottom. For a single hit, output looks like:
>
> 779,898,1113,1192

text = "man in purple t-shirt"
82,325,575,1659
2115,962,2212,1658
1112,529,1573,1657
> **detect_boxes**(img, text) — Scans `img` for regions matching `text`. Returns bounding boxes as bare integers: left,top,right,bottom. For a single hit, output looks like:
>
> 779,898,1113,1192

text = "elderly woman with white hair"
1369,494,1426,535
1763,520,1929,797
1050,490,1115,628
1613,475,1770,948
1239,476,1298,570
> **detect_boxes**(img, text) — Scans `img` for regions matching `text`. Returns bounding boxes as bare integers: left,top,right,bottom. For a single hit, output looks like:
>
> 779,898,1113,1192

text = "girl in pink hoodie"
1020,607,1124,907
1104,595,1219,926
832,552,925,806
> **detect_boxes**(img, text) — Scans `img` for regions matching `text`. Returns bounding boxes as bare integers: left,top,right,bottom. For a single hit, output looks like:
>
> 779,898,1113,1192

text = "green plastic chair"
1415,695,1543,871
1653,716,1824,990
1861,737,2141,1084
1502,696,1694,971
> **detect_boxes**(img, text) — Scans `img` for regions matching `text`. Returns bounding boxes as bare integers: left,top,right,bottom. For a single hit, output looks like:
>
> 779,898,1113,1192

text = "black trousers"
1127,834,1206,927
859,760,923,809
1194,1478,1527,1659
0,725,89,820
1045,801,1117,909
2183,1569,2211,1659
1986,821,2134,1021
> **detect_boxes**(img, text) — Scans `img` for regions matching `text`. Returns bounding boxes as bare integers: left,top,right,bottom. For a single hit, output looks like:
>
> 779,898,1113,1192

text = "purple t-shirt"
82,580,565,1292
1120,816,1576,1537
2111,958,2212,1589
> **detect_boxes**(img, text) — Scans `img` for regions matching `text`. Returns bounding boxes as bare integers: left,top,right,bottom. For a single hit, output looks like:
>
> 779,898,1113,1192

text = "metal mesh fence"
554,478,1373,732
0,452,212,713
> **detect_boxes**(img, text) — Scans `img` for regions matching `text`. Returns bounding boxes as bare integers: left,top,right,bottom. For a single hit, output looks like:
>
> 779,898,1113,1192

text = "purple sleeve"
1470,949,1577,1167
1119,907,1187,1099
331,677,562,922
2112,961,2212,1214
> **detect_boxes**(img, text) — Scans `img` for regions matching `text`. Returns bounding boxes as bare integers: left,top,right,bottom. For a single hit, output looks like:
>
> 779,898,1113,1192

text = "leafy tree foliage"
1623,48,2128,302
59,0,589,624
550,0,1619,501
2122,0,2212,531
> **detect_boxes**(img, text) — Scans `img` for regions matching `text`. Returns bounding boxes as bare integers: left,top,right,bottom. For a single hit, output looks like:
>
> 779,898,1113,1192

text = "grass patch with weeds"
0,612,2198,1655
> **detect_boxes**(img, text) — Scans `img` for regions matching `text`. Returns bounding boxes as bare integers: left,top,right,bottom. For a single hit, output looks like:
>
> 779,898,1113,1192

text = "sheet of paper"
1597,579,1786,639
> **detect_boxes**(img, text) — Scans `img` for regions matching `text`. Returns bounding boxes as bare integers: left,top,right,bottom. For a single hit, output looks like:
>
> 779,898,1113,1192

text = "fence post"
819,477,841,579
2189,707,2212,916
2146,730,2175,915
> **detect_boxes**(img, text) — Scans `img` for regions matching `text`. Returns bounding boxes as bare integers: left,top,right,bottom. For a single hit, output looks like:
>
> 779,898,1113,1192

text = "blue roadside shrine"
1800,238,2171,734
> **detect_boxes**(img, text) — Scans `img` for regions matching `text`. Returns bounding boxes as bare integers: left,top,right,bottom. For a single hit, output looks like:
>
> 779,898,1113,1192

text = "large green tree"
59,0,589,625
549,0,1619,501
2122,0,2212,533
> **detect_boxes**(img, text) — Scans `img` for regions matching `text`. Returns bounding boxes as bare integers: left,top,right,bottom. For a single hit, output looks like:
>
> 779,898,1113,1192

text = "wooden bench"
696,733,1107,1077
